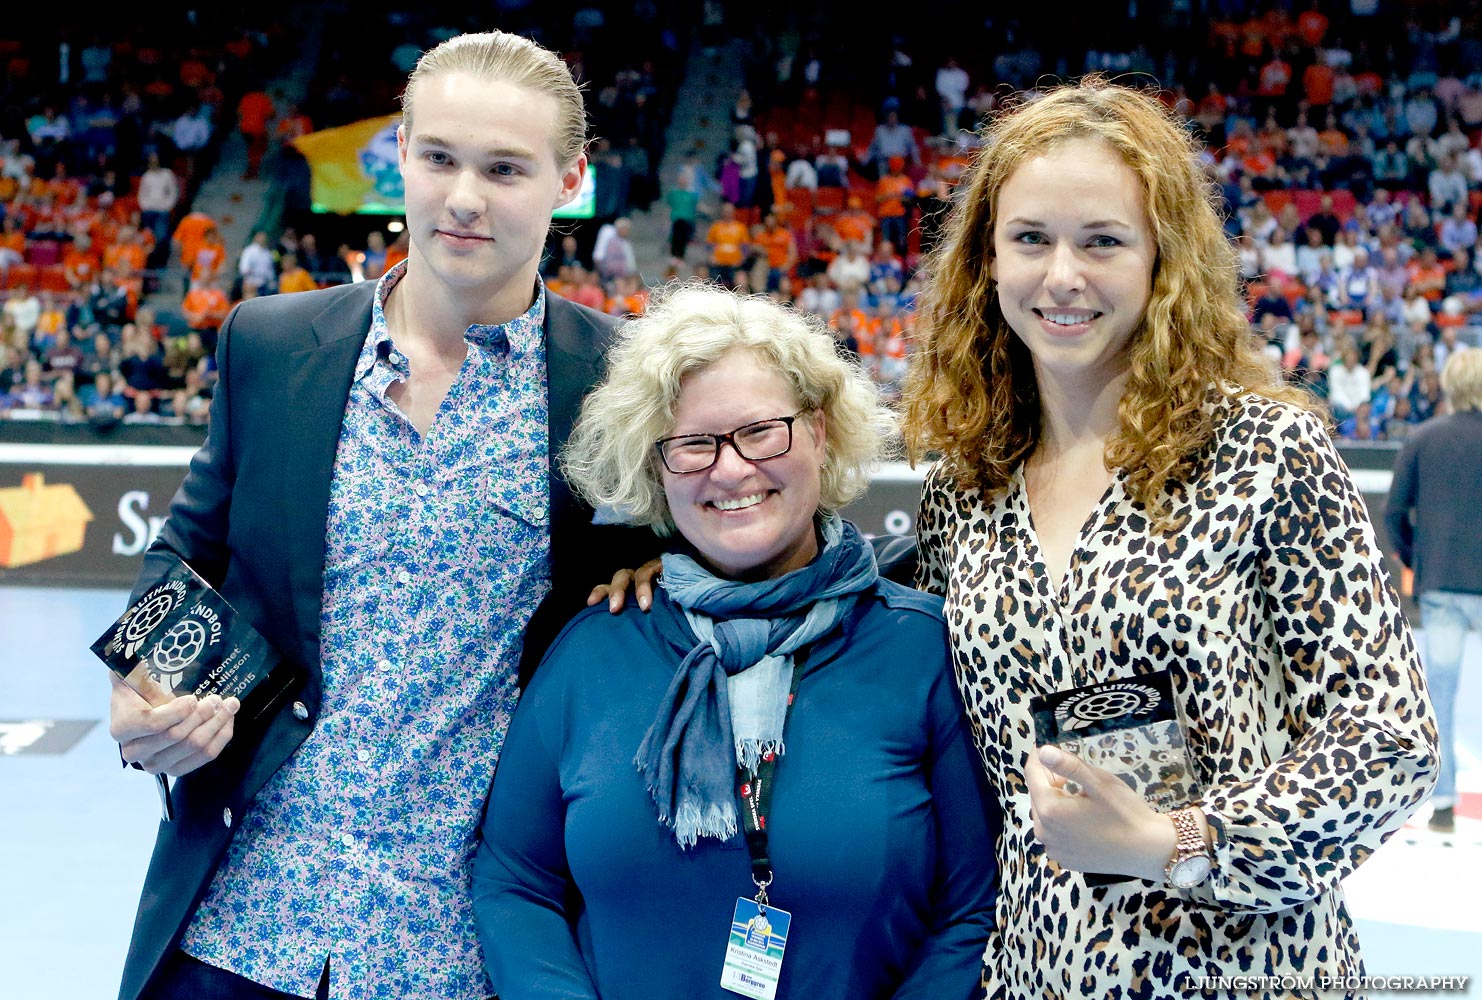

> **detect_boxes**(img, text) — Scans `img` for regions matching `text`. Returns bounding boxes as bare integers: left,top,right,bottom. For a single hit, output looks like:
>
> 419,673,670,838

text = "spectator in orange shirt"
1238,17,1267,59
830,290,878,367
277,253,319,294
1317,111,1349,157
605,273,650,317
1257,51,1292,118
1209,20,1239,60
568,266,607,311
706,202,749,286
182,276,231,333
104,225,149,277
237,87,276,180
1407,248,1448,303
1296,0,1328,47
63,236,100,290
34,292,66,344
0,215,25,258
757,213,797,293
876,310,911,392
875,157,913,255
172,211,215,273
384,230,410,273
1303,60,1335,111
178,51,213,89
47,162,83,206
833,197,876,252
190,226,227,288
1261,7,1293,48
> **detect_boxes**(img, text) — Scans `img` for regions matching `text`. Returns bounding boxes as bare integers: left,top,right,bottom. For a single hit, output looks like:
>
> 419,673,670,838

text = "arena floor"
2,584,1478,998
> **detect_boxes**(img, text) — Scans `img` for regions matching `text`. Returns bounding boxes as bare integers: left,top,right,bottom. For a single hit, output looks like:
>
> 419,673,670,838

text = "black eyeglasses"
655,413,803,474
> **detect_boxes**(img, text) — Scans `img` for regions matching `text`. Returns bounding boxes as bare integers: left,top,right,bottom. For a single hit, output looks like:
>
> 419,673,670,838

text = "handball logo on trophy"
148,617,211,691
109,580,188,659
93,557,292,713
1055,680,1161,732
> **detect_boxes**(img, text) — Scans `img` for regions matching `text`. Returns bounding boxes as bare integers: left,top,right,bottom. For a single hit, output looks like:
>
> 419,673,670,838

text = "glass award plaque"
91,557,295,714
1030,669,1202,885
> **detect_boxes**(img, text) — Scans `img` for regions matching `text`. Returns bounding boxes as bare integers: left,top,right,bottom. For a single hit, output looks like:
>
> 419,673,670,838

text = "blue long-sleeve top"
472,578,1001,1000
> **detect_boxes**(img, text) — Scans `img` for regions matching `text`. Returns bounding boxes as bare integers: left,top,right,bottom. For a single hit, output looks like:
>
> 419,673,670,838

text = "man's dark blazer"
117,280,652,1000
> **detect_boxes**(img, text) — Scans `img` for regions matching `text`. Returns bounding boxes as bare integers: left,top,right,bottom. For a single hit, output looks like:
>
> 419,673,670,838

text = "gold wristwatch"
1164,806,1214,889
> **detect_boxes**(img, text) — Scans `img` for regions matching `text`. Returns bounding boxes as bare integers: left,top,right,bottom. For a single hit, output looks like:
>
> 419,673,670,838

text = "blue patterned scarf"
637,515,878,848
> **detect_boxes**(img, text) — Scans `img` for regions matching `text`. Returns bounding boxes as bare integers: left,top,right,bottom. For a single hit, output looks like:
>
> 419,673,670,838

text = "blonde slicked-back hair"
562,282,897,533
901,77,1313,516
400,31,587,165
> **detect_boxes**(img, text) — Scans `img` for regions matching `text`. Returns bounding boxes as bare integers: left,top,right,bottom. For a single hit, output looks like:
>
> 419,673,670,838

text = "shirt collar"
357,261,548,382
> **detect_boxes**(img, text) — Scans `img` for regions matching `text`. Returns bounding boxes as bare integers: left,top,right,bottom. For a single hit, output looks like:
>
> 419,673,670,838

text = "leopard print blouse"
917,396,1437,1000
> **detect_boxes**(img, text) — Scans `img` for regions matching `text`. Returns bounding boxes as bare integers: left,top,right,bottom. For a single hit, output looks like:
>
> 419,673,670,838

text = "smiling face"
661,349,826,581
990,137,1157,391
398,72,584,318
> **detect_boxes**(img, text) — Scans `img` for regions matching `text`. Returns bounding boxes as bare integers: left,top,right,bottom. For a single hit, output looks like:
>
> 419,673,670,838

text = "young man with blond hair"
111,31,649,1000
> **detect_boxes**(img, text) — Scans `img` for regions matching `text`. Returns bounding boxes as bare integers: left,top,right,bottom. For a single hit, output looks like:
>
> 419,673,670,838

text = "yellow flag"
291,115,403,215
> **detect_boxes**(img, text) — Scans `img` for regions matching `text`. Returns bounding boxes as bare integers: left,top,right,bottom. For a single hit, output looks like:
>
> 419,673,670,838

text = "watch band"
1164,806,1213,887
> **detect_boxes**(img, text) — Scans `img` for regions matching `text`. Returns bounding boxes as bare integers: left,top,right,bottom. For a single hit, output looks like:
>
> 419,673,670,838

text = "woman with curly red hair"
902,79,1437,998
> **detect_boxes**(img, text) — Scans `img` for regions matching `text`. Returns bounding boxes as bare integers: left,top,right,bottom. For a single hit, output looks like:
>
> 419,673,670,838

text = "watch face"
1170,855,1213,889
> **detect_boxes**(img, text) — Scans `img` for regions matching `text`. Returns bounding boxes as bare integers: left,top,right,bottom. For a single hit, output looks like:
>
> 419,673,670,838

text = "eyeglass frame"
653,412,808,475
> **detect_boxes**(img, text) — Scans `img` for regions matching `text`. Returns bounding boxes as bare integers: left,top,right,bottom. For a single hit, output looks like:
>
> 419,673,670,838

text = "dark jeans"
669,218,695,259
144,952,329,1000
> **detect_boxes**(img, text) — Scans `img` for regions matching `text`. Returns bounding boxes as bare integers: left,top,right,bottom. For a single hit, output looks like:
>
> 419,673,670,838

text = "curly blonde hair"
901,78,1313,514
563,282,897,533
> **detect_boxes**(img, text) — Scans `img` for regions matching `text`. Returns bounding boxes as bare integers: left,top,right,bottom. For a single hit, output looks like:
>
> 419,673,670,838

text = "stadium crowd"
2,2,1480,444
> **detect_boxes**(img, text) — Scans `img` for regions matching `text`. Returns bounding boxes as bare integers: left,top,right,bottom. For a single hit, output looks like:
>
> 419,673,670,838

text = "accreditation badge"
720,897,791,999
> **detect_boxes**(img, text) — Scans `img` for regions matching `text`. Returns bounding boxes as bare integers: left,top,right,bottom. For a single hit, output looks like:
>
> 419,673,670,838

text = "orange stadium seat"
815,188,845,214
2,262,36,290
38,264,71,293
785,187,815,218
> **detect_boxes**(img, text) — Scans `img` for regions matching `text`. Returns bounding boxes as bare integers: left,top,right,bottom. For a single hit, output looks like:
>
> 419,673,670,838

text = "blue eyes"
422,152,520,177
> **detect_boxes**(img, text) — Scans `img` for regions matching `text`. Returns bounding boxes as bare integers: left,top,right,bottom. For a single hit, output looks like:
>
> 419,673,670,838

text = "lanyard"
736,651,806,913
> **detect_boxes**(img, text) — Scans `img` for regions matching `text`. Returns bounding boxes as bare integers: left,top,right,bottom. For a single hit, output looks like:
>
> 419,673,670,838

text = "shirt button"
388,352,403,366
357,748,371,763
396,570,411,585
414,482,429,497
222,807,233,828
341,832,356,849
376,659,392,672
291,701,310,721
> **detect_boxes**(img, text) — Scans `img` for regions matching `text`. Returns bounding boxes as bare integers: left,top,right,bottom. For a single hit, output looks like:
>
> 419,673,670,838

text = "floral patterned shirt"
182,261,552,999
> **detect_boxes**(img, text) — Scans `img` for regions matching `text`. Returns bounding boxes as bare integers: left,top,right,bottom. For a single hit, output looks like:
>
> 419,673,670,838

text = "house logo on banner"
0,473,93,568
